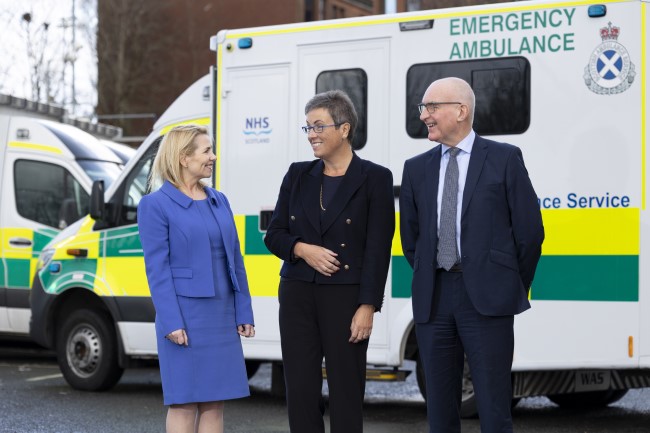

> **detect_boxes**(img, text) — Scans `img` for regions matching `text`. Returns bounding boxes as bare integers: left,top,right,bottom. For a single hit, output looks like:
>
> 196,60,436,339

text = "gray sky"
0,0,97,117
0,0,396,117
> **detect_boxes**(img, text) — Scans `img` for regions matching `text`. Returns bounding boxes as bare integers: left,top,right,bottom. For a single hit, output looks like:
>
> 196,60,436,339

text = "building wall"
315,0,384,19
396,0,509,12
97,0,505,140
97,0,307,139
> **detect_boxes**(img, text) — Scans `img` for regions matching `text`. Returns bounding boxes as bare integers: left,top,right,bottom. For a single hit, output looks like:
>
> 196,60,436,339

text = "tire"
458,356,478,418
415,352,427,399
56,309,124,391
415,353,478,418
547,389,628,409
245,360,261,379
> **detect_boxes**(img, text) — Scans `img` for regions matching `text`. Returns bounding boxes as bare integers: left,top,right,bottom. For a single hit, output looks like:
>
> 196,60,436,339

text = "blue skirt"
156,255,250,405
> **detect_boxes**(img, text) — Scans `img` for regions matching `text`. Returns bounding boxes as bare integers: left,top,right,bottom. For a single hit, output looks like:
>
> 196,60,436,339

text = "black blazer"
264,153,395,311
400,135,544,323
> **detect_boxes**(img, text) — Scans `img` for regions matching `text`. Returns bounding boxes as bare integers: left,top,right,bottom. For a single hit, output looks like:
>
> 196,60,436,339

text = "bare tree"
414,0,509,9
0,0,100,117
0,8,15,93
97,0,173,134
19,9,67,104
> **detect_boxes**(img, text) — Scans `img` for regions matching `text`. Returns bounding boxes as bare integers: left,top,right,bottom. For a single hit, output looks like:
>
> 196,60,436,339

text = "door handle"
9,237,33,247
259,209,274,231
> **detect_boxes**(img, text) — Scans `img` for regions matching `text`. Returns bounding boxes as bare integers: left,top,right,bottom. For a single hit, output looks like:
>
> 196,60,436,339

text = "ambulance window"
316,68,367,150
118,138,160,226
406,57,530,137
14,160,89,229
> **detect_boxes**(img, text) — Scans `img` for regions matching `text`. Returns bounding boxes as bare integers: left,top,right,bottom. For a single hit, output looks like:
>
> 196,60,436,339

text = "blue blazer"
264,153,395,311
400,135,544,323
138,181,254,337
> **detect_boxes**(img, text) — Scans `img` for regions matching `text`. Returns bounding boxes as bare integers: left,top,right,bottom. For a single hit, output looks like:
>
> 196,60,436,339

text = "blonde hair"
149,124,210,191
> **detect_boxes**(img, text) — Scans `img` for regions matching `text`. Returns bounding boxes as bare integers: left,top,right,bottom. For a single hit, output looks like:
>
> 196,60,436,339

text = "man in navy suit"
400,77,544,433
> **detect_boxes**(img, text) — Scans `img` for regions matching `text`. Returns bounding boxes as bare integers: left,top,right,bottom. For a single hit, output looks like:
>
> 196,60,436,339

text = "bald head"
426,77,475,124
419,77,476,146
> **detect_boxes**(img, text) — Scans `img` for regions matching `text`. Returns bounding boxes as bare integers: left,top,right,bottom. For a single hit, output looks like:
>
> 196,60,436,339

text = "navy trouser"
416,270,515,433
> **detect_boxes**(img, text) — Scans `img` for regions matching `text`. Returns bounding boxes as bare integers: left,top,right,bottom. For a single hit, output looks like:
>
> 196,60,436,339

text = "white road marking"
26,373,63,382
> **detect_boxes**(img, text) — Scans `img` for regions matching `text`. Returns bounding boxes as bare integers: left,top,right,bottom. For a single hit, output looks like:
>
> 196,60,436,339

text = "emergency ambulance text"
449,8,576,60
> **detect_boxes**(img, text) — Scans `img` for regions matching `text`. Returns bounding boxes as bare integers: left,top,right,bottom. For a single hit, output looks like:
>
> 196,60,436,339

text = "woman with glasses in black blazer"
265,90,395,433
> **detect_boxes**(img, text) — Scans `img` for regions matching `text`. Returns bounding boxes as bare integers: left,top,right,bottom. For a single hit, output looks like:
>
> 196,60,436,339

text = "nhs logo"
243,117,272,144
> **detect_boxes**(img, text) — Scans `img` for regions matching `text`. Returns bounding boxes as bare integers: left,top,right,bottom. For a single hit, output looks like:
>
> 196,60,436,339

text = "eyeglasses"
301,123,342,134
417,102,462,114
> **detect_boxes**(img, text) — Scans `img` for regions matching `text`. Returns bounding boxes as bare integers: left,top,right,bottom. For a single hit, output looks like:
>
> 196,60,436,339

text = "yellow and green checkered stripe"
40,208,640,303
1,227,58,289
40,218,101,294
392,208,639,302
99,225,150,296
532,208,638,302
237,215,282,297
41,221,150,297
43,216,277,298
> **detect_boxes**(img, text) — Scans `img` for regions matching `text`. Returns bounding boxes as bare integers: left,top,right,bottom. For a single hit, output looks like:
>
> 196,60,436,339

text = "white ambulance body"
0,115,126,336
214,0,650,406
32,0,650,412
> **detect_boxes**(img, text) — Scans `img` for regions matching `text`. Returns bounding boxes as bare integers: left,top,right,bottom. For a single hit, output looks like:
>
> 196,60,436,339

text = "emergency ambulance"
0,115,129,338
31,0,650,414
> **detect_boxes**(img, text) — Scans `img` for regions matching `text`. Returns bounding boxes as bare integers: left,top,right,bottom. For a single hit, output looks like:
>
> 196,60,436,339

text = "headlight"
37,249,55,271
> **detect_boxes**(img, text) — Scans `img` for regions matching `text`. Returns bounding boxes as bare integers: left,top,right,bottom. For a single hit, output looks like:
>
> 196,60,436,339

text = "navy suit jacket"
138,181,254,337
400,135,544,323
264,153,395,311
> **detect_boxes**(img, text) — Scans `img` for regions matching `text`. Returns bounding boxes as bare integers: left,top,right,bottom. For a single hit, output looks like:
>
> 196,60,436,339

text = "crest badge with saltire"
583,22,635,95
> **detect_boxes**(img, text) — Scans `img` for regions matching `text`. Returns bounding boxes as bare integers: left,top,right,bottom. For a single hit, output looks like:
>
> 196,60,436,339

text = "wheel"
415,351,427,399
56,309,124,391
547,389,628,409
458,356,478,418
245,360,261,379
415,353,478,418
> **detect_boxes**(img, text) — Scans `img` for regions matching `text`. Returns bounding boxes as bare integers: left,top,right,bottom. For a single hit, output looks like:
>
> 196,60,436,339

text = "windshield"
78,160,123,189
101,140,136,164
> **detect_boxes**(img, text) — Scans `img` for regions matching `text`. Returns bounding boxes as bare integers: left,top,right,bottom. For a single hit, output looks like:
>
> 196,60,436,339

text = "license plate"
575,370,611,392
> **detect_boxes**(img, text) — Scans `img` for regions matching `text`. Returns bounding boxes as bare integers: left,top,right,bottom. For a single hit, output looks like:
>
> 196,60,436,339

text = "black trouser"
279,279,369,433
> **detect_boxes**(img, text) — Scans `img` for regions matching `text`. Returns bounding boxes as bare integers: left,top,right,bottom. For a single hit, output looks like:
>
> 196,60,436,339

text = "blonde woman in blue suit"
138,124,255,433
